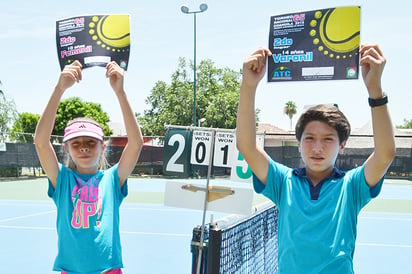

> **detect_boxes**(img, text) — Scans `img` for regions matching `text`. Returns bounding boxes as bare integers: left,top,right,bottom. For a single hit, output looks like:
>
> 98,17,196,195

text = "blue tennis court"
0,178,411,273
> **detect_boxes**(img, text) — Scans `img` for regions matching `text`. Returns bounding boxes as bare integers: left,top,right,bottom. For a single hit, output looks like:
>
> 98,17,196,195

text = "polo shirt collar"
292,166,345,179
292,167,345,200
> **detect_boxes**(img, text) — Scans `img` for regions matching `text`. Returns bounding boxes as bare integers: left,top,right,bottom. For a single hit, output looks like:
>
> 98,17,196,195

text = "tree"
0,85,18,141
284,101,297,130
397,119,412,129
138,58,248,136
2,94,111,142
53,97,112,137
10,112,40,143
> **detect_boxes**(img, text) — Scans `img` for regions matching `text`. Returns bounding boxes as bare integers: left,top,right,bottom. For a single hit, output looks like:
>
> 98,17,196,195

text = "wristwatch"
368,93,388,107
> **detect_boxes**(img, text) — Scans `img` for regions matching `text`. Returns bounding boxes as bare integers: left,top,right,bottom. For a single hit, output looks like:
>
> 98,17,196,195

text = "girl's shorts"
62,269,122,274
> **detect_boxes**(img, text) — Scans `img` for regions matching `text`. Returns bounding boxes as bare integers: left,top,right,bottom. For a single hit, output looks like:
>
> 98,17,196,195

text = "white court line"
0,224,55,231
0,210,56,223
121,206,194,213
360,216,412,222
0,224,190,238
0,201,52,206
121,230,191,237
2,224,408,244
357,242,412,248
0,200,176,212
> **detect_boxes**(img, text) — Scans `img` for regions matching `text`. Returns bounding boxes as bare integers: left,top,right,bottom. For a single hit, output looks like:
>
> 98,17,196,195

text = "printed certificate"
56,14,130,70
268,6,360,82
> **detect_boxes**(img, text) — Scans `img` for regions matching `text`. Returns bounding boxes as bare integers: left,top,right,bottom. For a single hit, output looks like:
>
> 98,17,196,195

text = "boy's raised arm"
360,44,396,187
236,48,272,185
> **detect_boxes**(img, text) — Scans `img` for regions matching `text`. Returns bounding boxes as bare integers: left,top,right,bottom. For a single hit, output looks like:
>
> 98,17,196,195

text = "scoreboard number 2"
166,133,185,173
163,128,192,177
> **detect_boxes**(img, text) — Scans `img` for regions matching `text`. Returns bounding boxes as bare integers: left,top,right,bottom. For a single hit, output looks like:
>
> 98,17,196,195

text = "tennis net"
191,201,279,274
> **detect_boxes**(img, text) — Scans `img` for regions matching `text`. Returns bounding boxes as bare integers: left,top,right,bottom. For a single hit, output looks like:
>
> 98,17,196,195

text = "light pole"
181,3,208,127
198,117,206,127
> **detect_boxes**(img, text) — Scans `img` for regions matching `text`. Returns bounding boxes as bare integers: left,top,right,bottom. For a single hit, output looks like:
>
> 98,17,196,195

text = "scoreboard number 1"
213,132,236,167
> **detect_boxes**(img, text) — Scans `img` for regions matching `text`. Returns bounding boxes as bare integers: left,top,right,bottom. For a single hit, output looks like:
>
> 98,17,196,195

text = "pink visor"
63,120,104,142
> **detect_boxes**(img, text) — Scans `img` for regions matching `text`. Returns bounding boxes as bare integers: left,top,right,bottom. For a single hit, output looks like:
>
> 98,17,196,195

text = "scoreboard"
162,126,264,182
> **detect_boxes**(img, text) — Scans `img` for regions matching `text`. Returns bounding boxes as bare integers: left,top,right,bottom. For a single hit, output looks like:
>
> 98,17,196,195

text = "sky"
0,0,411,132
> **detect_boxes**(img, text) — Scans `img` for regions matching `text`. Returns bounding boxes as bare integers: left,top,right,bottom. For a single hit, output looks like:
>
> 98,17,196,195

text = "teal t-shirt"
48,163,128,274
253,158,383,274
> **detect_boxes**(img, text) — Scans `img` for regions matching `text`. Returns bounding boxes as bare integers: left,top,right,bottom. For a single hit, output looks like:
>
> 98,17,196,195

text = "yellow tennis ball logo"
88,15,130,52
309,7,360,59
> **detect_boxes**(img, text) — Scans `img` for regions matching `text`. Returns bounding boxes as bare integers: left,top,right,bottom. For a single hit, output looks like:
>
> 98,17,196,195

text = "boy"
236,44,395,273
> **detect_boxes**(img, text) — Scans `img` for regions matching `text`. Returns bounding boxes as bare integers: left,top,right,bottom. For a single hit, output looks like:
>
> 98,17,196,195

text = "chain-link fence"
0,132,411,179
0,133,164,177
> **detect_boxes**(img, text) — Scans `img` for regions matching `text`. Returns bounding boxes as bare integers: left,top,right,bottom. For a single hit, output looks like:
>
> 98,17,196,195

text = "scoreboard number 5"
230,134,265,182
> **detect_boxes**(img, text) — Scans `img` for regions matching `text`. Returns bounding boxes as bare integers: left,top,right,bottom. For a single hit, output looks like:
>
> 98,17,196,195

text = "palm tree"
284,101,297,130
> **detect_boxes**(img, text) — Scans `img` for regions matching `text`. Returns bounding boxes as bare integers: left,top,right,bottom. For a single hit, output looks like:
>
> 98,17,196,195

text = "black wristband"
368,94,388,107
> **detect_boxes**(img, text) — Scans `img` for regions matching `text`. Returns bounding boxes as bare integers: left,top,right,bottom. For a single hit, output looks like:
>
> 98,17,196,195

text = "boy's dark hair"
295,104,351,144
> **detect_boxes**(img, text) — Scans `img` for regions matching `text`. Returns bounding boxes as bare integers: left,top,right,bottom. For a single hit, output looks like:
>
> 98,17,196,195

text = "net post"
207,222,222,274
191,225,208,274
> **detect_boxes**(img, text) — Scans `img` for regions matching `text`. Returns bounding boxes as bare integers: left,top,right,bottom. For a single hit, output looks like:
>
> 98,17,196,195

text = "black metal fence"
0,135,411,179
0,141,164,177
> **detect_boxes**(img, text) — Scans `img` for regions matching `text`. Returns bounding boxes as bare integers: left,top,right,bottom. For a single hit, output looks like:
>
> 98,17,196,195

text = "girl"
34,60,143,273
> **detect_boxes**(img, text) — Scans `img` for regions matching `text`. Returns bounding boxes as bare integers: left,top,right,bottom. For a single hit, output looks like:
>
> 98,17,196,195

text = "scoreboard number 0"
190,130,212,166
195,142,207,163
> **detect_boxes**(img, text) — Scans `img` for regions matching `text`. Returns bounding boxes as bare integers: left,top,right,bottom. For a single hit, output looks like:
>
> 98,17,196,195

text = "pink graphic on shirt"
70,177,102,229
96,197,102,227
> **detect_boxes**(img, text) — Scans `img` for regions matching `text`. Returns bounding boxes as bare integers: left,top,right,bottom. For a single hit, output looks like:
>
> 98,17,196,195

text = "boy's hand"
360,44,386,96
242,47,272,90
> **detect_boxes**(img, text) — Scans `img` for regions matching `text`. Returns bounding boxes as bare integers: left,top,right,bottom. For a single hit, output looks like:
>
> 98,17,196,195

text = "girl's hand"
56,60,83,92
106,61,125,93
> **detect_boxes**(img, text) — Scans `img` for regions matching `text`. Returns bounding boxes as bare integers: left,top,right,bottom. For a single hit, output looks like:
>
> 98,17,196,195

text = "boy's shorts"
61,269,122,274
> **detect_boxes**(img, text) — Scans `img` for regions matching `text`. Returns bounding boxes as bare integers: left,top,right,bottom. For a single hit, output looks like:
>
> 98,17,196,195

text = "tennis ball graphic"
318,6,360,53
90,15,130,49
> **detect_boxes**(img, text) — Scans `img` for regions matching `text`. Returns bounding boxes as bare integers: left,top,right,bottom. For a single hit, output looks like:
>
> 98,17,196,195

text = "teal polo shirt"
253,158,383,274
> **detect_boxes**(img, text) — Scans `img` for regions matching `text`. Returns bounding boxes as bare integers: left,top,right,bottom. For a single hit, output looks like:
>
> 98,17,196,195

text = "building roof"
352,120,412,136
257,123,290,134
